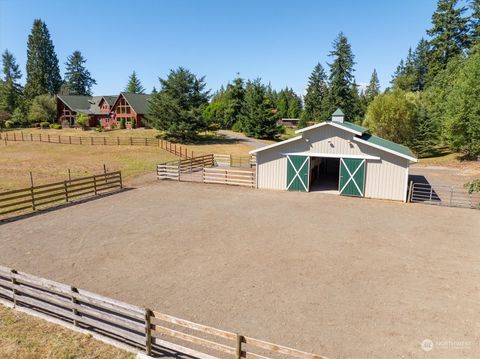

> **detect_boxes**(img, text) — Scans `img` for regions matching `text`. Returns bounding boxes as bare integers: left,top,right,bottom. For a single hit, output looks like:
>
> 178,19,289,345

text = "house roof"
103,96,117,106
57,95,91,112
332,108,344,116
120,92,151,114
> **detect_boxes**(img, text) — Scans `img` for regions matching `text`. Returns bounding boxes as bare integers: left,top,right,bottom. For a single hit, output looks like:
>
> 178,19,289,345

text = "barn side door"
286,155,310,192
339,158,365,197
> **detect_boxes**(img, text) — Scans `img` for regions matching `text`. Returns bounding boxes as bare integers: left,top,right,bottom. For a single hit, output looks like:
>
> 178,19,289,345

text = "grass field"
0,305,134,359
0,141,178,191
0,129,255,191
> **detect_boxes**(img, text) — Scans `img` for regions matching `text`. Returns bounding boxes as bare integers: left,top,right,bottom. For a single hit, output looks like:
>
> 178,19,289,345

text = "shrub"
49,123,62,129
131,118,136,129
232,121,242,132
5,120,14,128
76,113,89,130
110,122,117,129
120,118,126,129
96,126,104,132
39,121,50,129
28,95,56,124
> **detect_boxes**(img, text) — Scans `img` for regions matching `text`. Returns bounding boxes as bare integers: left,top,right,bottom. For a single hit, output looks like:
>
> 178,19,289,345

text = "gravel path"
217,130,267,149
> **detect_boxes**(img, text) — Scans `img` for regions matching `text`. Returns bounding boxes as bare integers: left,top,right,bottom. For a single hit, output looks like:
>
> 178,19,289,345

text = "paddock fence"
0,171,123,218
0,131,192,159
157,154,256,188
0,265,328,359
213,154,256,168
408,181,480,209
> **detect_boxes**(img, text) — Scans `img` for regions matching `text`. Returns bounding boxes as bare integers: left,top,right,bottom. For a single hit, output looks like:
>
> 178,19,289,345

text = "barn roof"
250,120,417,162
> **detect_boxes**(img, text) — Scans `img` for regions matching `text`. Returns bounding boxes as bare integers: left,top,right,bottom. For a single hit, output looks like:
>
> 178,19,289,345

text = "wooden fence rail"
0,171,123,217
213,154,256,168
0,265,327,359
0,131,192,159
203,168,256,188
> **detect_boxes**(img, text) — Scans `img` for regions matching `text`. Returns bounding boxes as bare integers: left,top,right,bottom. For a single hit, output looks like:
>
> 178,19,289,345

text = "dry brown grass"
16,127,161,138
0,141,178,191
0,305,134,359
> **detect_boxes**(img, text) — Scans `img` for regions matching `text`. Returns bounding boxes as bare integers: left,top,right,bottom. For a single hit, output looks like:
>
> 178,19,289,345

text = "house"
250,109,417,202
56,92,151,129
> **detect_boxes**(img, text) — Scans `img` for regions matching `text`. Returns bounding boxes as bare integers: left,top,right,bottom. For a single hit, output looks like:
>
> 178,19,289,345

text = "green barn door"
339,158,366,197
286,155,310,192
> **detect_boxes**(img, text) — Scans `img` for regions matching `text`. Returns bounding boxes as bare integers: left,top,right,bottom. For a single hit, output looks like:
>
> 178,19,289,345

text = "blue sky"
0,0,437,96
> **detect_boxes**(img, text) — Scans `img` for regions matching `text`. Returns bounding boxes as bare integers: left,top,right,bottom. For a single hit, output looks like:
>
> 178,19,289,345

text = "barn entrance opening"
309,157,340,193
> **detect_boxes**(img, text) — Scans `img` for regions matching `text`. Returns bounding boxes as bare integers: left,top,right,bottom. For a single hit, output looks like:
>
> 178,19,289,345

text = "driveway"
217,130,267,149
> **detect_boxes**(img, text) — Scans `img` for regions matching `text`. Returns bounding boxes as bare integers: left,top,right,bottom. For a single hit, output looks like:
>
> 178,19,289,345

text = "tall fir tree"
25,19,62,99
326,33,357,121
302,63,328,123
239,78,280,139
427,0,470,78
413,38,430,91
0,50,23,113
365,69,380,103
125,71,145,93
224,75,245,128
147,67,209,141
64,51,96,96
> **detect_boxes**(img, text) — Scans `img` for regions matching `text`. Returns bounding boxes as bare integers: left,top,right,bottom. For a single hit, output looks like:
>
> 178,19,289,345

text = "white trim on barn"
281,152,381,160
249,136,302,155
295,121,363,136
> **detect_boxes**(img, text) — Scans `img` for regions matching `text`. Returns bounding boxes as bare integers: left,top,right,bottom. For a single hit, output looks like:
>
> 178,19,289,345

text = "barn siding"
256,124,410,201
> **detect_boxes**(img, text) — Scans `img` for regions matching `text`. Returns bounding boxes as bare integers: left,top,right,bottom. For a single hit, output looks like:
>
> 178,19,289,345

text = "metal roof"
355,133,416,161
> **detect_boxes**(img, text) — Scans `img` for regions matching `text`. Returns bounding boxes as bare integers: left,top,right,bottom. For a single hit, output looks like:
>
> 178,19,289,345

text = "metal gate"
409,182,480,209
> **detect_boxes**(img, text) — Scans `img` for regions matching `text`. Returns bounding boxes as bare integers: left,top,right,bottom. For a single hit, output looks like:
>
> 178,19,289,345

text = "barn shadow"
408,175,442,203
0,188,133,225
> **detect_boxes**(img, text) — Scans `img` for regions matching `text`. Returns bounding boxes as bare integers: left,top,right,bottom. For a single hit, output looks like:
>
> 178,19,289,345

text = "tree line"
2,1,480,160
0,19,146,128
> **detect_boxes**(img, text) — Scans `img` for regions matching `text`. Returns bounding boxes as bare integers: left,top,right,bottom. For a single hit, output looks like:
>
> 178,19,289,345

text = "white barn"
250,109,417,202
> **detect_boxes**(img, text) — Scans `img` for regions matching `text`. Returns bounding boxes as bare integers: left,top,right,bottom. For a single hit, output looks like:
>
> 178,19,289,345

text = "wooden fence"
213,154,256,168
0,171,123,217
0,265,328,359
0,131,192,159
157,154,256,188
203,168,256,188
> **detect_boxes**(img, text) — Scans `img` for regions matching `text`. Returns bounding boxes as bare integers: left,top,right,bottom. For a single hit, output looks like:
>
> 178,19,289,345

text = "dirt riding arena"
1,181,479,358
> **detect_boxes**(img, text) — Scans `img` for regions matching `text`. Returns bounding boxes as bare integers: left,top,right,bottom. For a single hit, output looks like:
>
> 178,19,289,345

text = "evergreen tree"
409,94,439,157
147,67,209,141
0,50,23,113
393,48,417,91
326,33,357,121
151,86,158,94
64,51,96,95
427,0,470,78
224,76,245,128
276,87,302,119
125,71,145,93
413,38,430,90
303,63,329,122
25,19,62,99
365,69,380,103
239,78,280,139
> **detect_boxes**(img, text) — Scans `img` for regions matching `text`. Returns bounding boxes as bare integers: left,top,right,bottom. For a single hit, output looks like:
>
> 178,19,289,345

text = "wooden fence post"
10,269,18,307
71,287,79,326
48,134,50,143
69,136,72,144
13,132,16,141
29,172,35,210
119,172,123,189
117,137,120,146
145,308,152,355
64,180,69,202
130,137,133,146
93,175,98,195
30,133,33,142
79,137,82,145
235,334,243,359
21,132,24,141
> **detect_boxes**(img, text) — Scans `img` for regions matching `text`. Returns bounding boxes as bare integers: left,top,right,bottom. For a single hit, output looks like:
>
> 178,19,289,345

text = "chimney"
331,108,344,123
